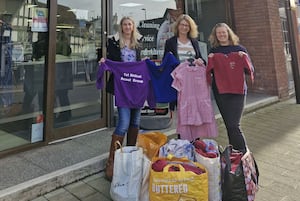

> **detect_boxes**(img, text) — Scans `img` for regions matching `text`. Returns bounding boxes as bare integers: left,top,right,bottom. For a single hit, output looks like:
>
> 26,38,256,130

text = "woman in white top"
163,14,205,116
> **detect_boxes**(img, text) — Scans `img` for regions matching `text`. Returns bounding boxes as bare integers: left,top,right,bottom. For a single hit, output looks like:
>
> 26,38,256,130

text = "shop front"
0,0,105,157
0,0,298,157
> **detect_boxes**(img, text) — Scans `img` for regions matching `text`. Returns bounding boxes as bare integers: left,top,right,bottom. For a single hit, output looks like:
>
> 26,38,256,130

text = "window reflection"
0,0,103,150
0,0,48,150
113,0,182,60
54,1,102,127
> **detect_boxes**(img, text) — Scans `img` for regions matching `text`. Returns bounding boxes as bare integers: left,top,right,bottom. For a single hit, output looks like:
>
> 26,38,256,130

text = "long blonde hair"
172,14,199,39
118,16,141,49
208,23,240,48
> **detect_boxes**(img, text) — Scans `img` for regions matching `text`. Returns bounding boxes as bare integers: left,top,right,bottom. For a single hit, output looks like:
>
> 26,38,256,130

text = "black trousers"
212,84,247,153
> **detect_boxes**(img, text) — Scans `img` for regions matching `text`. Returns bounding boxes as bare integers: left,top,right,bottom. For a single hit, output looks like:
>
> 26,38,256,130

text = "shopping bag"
159,138,195,161
220,145,247,201
137,131,168,159
194,139,221,201
242,150,259,201
110,141,143,201
139,154,152,201
149,157,208,201
137,132,168,201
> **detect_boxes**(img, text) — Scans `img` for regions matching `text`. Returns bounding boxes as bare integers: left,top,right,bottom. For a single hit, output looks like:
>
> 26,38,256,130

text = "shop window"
53,1,102,129
0,0,48,152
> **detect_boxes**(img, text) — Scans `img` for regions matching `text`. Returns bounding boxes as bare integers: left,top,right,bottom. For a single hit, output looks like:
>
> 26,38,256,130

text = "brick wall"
233,0,289,98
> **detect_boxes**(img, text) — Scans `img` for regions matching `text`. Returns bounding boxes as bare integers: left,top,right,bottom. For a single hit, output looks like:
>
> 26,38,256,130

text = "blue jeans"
114,107,141,136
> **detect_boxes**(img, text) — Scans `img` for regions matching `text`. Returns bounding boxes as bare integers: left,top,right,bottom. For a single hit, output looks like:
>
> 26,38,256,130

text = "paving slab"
38,95,300,201
0,92,282,201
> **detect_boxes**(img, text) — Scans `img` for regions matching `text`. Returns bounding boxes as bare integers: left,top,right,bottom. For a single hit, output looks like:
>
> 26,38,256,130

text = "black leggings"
213,85,247,153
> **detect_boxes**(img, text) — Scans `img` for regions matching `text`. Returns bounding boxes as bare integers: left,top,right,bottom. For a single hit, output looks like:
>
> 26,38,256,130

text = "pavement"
2,92,300,201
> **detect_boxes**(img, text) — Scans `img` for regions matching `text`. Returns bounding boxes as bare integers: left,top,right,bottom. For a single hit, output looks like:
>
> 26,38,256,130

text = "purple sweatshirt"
97,59,156,108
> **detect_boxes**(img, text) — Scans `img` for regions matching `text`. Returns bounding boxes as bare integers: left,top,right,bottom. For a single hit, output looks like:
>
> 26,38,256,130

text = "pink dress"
171,62,218,141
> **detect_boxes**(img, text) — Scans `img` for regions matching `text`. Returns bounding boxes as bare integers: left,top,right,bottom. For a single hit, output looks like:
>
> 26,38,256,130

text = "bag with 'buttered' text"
149,157,208,201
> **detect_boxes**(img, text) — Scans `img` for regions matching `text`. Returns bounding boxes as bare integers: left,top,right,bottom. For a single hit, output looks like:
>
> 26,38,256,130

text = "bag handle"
222,145,244,172
222,145,232,171
115,141,142,177
114,140,123,152
163,164,185,172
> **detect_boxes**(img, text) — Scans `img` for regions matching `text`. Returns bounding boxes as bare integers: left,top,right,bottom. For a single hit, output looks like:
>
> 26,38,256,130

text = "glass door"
0,0,107,152
51,0,106,140
0,0,48,152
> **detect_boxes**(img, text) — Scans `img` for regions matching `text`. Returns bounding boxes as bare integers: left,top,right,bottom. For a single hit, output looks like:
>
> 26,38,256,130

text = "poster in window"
138,8,183,60
31,7,48,32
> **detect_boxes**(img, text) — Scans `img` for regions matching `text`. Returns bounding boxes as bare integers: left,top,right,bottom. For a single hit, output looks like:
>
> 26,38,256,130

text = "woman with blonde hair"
163,14,205,115
208,22,240,47
117,16,141,50
207,22,254,155
99,16,143,181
